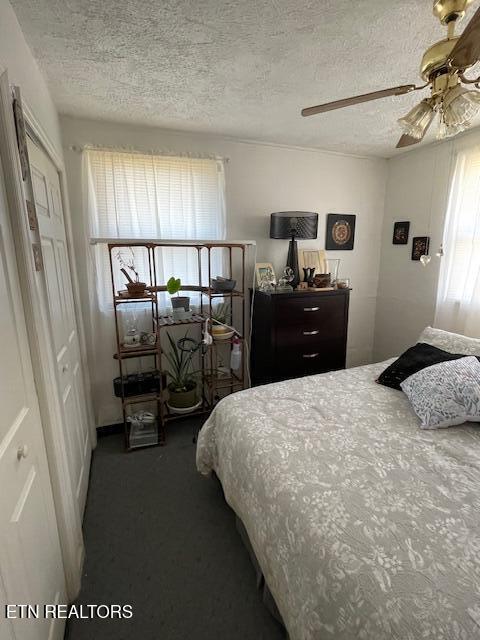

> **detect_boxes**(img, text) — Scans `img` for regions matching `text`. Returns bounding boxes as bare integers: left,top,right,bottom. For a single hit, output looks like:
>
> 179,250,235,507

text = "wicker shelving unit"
107,240,251,451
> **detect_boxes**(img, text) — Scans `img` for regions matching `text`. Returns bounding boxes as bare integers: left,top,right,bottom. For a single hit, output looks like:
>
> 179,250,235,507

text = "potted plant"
166,276,191,318
210,302,233,339
164,331,199,410
116,249,146,297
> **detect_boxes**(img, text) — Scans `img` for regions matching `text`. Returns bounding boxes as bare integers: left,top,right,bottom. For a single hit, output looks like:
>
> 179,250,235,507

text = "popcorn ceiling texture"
10,0,457,157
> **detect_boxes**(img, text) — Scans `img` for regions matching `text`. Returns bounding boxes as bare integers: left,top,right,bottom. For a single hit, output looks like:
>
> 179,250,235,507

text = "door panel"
0,151,66,640
62,385,83,501
28,138,90,515
40,238,65,353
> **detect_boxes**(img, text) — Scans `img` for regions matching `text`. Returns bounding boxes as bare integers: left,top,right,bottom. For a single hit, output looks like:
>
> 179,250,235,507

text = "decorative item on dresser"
269,211,319,288
250,288,350,385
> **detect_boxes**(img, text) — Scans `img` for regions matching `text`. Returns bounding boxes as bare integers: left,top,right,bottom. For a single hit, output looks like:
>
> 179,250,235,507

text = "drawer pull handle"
303,306,319,312
303,330,319,336
303,353,319,359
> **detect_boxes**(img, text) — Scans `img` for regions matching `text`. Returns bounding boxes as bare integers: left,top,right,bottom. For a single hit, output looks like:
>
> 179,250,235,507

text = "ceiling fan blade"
448,5,480,69
301,84,417,117
396,134,422,148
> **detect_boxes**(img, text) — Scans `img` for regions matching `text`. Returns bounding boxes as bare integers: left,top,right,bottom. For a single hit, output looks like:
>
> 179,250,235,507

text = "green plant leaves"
165,331,197,391
166,276,181,295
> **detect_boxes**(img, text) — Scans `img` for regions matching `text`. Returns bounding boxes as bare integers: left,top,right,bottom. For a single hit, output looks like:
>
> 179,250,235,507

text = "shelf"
114,346,160,359
115,291,157,303
212,335,244,345
203,289,244,298
108,240,249,450
155,313,206,327
150,285,203,293
122,392,162,406
100,238,255,248
163,406,211,422
149,285,244,298
204,371,243,389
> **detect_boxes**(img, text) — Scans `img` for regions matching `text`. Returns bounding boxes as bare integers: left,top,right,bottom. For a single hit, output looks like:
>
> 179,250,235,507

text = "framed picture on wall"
325,214,356,250
411,236,430,261
392,221,410,245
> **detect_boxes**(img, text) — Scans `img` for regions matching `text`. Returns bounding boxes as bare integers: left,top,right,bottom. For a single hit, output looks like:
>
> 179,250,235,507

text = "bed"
196,328,480,640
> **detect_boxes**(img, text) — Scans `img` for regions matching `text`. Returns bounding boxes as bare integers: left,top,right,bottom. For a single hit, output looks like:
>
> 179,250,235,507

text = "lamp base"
286,237,300,288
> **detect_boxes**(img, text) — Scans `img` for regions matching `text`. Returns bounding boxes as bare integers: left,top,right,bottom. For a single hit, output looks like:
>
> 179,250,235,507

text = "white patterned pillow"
418,326,480,356
400,356,480,429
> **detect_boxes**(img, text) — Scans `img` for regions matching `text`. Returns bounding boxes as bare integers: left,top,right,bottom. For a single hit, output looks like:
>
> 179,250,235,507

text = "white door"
0,146,66,640
27,139,91,515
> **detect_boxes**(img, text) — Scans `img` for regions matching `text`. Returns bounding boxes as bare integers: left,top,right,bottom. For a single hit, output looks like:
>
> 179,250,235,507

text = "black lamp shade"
270,211,318,240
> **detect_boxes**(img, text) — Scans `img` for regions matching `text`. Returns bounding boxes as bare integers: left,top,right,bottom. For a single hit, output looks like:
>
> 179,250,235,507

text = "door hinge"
26,200,37,231
32,243,43,271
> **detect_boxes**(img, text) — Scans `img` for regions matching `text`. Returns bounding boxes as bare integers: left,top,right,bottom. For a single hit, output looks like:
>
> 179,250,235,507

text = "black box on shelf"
113,370,166,397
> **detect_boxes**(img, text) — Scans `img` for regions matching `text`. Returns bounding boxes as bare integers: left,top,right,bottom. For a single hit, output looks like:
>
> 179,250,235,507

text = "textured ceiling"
9,0,480,157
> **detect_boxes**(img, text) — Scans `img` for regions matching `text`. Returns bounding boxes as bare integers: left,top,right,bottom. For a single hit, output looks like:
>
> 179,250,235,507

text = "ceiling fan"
301,0,480,148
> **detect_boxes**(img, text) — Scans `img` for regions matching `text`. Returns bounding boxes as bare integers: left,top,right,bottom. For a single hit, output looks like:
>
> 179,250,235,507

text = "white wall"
374,129,480,362
0,1,62,155
60,115,388,424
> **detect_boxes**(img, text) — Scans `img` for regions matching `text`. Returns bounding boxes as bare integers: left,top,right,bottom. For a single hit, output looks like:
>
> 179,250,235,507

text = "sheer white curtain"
435,144,480,338
83,148,226,425
86,148,226,310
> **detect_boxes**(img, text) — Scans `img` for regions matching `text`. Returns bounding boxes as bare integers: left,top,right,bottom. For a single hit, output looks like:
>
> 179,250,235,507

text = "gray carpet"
66,419,284,640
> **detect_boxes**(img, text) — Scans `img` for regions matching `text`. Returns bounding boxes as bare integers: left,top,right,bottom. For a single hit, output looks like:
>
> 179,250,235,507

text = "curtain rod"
69,144,229,163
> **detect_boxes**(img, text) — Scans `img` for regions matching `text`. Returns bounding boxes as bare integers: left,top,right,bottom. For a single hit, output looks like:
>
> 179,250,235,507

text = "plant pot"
212,326,234,340
167,381,197,409
126,281,147,297
212,325,230,336
171,296,190,311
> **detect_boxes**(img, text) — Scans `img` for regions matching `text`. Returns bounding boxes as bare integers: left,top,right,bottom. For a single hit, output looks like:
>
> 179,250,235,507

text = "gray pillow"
418,326,480,357
400,356,480,429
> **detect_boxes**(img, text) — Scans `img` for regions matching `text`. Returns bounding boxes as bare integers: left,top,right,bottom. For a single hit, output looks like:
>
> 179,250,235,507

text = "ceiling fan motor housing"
433,0,473,24
421,38,459,80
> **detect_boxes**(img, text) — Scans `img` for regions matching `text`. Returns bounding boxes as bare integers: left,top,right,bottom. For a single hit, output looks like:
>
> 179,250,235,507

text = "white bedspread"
196,361,480,640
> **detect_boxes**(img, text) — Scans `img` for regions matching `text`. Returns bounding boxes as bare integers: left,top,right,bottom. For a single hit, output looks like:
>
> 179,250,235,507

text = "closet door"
0,149,66,640
27,138,91,515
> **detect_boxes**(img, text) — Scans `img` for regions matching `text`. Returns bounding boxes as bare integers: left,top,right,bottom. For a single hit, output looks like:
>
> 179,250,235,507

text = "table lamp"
270,211,318,288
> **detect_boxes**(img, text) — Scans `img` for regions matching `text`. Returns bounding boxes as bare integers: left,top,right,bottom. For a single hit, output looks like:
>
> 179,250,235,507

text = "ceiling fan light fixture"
437,117,466,139
443,84,480,125
398,99,435,139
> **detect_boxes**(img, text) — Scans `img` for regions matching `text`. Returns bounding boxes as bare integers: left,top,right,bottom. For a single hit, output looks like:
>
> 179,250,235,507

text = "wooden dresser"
250,289,350,385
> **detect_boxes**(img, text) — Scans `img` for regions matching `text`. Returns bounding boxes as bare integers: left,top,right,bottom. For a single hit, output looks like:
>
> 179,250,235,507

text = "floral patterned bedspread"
196,361,480,640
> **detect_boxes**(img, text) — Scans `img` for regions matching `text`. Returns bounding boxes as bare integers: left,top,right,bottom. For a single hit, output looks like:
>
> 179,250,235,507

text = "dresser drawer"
273,343,345,379
276,324,329,349
273,295,346,330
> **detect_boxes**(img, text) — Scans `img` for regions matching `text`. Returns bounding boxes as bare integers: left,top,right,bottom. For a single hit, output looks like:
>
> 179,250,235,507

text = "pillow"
400,356,480,429
377,342,469,391
418,326,480,357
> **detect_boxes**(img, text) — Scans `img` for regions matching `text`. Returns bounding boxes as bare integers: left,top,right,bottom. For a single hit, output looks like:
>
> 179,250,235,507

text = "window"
435,146,480,337
85,148,226,309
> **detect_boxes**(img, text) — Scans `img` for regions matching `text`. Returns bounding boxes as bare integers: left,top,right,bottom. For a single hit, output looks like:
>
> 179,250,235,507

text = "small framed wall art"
392,221,410,245
411,236,430,261
325,214,356,250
